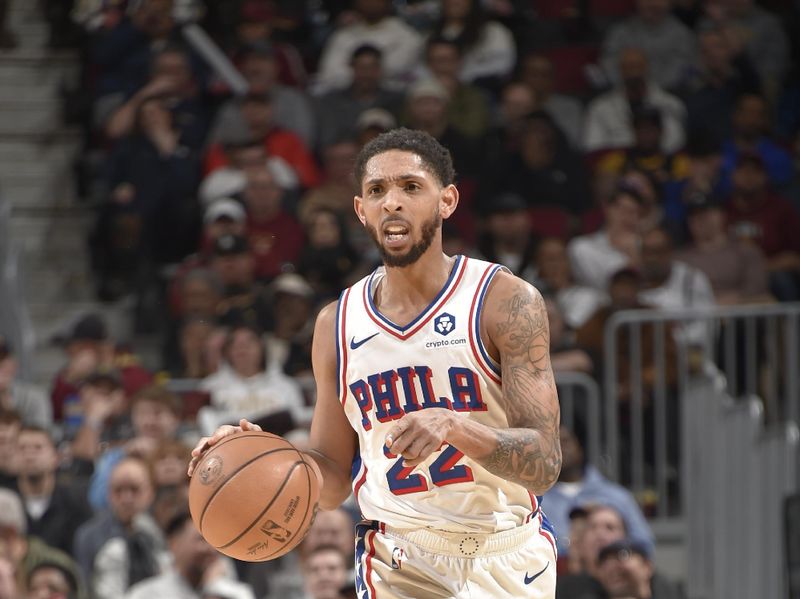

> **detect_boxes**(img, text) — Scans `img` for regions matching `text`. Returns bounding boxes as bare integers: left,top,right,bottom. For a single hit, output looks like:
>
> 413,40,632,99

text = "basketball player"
189,129,561,597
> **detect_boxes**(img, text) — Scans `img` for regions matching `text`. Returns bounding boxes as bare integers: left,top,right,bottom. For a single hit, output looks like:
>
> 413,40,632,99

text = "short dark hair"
0,409,21,427
164,511,193,539
131,384,183,417
354,128,456,188
350,44,382,63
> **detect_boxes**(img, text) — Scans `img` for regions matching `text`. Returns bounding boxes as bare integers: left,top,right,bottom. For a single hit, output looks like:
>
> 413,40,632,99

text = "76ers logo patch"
434,313,455,336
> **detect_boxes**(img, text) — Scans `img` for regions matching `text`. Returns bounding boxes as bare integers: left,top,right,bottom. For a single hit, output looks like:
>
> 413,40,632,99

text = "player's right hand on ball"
187,419,262,477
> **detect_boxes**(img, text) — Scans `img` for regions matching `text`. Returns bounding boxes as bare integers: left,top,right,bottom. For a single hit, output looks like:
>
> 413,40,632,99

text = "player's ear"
354,195,366,226
439,184,459,220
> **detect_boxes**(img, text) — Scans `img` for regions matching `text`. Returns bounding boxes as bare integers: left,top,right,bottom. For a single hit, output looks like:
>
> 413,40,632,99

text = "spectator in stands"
90,0,180,100
101,94,203,269
699,0,789,100
146,440,192,490
15,426,93,555
301,545,349,599
0,488,82,596
243,166,304,282
726,153,800,301
166,317,217,379
297,208,360,302
584,47,687,154
678,191,771,304
354,107,397,149
475,193,537,280
26,559,82,599
104,44,209,149
556,503,631,596
200,140,297,207
535,237,605,330
482,81,535,165
125,511,254,599
74,457,163,599
568,185,644,292
69,369,132,474
234,1,308,89
87,385,182,511
678,26,760,146
266,274,317,379
419,37,490,139
428,0,516,84
592,539,685,599
518,53,583,148
480,112,591,215
210,43,314,147
0,411,19,488
198,324,304,435
314,45,405,151
205,93,320,189
210,234,274,332
543,420,654,561
719,94,794,194
545,297,593,374
404,79,477,175
601,0,696,91
314,0,422,93
0,337,51,429
576,267,678,403
639,226,716,346
595,106,690,186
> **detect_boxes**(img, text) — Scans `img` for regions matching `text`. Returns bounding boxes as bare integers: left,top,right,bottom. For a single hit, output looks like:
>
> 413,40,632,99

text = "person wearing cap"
678,191,771,305
266,273,318,378
208,42,313,147
125,511,254,599
314,0,422,94
418,37,489,140
568,185,646,292
474,192,538,281
314,44,404,151
243,167,304,282
726,152,800,300
404,78,477,175
584,48,686,154
570,539,684,599
27,558,82,599
0,337,51,429
205,92,321,189
0,488,83,597
209,233,274,333
543,420,654,565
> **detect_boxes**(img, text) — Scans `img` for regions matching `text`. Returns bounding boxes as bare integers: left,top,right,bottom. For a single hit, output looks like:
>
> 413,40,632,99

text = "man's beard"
366,212,441,267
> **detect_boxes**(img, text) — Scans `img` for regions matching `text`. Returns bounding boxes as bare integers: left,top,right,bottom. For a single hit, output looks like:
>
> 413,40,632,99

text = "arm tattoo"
477,287,562,494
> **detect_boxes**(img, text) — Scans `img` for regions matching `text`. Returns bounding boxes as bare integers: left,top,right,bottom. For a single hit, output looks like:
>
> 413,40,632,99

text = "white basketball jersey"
336,256,541,533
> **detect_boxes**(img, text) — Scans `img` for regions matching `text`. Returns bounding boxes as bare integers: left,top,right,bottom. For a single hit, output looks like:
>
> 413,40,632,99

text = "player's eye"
368,186,382,195
405,182,421,192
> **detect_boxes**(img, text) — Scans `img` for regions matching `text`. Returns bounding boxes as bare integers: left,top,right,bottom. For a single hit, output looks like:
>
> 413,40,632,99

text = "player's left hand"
385,408,456,468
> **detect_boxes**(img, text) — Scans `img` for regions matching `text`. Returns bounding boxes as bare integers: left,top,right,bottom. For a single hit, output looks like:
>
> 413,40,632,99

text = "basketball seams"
197,446,300,531
215,459,303,550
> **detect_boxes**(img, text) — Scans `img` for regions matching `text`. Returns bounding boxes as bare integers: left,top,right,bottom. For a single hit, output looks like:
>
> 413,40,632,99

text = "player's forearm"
447,418,561,496
303,449,352,510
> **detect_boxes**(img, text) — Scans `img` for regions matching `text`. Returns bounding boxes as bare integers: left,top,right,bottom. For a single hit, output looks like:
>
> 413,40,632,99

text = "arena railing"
555,371,603,468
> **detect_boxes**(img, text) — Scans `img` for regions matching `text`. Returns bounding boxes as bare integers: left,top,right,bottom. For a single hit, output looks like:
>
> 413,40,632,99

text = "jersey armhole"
335,287,352,405
468,264,507,382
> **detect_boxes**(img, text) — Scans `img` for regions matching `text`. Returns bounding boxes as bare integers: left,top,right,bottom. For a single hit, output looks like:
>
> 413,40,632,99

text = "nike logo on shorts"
524,562,549,585
350,333,379,350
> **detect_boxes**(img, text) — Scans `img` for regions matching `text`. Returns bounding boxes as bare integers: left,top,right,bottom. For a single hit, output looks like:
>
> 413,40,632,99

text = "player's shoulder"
482,270,546,323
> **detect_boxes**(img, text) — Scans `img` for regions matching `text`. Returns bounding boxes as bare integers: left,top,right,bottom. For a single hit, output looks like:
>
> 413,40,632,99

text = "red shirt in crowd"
727,193,800,258
247,212,305,281
205,127,321,189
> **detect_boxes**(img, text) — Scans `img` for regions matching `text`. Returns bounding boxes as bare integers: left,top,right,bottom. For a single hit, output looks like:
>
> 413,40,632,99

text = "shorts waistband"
376,517,540,558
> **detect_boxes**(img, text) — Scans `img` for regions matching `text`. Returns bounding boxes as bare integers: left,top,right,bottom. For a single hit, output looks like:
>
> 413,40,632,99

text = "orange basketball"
189,431,320,562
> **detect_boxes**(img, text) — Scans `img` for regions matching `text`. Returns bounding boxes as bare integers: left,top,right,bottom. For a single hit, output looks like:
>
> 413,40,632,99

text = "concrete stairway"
0,1,133,384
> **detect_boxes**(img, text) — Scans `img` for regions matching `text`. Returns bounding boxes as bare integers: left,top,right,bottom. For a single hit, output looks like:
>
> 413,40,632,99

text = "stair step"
0,99,63,134
0,61,78,88
0,135,81,163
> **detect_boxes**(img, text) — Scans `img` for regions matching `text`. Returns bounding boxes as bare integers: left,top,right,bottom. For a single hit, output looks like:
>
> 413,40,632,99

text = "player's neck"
380,251,456,308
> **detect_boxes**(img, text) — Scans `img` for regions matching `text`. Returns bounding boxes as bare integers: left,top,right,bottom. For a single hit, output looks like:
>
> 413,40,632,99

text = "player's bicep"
483,273,559,429
308,302,358,475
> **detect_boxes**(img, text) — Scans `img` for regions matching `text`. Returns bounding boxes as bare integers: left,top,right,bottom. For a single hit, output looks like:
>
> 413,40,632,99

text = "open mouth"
383,222,410,246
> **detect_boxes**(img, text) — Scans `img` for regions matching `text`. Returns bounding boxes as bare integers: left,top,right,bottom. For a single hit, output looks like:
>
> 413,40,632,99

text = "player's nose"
382,188,404,212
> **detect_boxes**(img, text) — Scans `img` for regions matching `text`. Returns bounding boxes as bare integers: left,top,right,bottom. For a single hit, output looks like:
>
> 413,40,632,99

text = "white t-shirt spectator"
568,230,632,293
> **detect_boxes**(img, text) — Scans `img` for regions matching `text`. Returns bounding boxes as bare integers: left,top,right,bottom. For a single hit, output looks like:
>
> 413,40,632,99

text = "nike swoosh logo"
350,333,379,350
524,562,549,585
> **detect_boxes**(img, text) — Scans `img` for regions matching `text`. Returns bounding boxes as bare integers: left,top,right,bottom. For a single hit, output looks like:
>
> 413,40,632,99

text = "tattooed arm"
441,271,562,494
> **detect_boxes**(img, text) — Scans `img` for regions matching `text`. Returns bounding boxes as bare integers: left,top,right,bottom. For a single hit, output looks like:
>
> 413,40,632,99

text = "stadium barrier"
555,371,603,468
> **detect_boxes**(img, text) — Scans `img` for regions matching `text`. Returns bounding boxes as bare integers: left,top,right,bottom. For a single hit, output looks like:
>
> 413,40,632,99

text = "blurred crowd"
0,0,799,597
